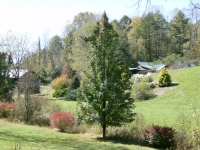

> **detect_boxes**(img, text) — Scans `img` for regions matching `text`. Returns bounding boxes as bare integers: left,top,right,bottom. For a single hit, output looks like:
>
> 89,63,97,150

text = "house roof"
129,67,146,71
9,69,28,78
138,61,166,71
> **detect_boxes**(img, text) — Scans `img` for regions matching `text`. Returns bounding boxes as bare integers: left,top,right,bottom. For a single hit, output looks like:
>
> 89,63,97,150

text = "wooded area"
1,6,200,84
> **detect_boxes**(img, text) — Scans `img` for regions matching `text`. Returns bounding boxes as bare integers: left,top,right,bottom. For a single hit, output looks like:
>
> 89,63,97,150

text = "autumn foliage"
50,112,75,132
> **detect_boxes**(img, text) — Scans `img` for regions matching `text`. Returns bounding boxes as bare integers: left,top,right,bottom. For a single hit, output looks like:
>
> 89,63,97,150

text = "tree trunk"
103,124,106,139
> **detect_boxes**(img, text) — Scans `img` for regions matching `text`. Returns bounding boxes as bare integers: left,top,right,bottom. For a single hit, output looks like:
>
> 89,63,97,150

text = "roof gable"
138,61,166,71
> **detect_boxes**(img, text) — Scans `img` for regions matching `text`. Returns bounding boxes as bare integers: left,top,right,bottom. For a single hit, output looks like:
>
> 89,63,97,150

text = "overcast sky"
0,0,191,42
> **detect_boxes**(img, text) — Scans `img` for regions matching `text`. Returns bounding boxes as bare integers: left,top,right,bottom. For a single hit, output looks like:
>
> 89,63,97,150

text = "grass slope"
135,66,200,127
0,120,153,150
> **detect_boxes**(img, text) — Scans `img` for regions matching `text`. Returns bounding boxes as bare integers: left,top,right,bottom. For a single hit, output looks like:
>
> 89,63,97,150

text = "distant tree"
77,12,135,138
119,15,131,28
111,19,133,66
169,11,189,55
0,52,12,101
49,35,63,71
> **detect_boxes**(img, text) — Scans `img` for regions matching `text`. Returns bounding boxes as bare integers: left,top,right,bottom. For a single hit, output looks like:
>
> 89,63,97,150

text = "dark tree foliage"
0,52,13,101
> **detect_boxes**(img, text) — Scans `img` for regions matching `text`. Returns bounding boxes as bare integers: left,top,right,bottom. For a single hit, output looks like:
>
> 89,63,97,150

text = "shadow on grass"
96,136,156,150
0,130,131,150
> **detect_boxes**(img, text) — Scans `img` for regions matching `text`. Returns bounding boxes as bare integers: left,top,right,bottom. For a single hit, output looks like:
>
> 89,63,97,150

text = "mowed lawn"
135,66,200,128
41,66,200,128
0,119,154,150
2,66,198,150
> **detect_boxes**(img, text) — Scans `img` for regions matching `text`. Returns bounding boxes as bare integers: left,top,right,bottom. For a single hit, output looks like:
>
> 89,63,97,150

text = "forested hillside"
1,9,200,84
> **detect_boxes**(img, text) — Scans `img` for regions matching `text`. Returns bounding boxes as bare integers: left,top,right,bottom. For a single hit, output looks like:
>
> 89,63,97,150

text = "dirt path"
152,82,178,96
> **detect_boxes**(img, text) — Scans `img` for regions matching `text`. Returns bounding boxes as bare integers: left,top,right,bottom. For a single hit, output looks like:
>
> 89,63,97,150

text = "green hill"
134,66,200,127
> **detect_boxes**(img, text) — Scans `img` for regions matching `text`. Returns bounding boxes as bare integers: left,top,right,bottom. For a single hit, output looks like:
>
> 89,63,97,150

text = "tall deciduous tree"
77,12,135,138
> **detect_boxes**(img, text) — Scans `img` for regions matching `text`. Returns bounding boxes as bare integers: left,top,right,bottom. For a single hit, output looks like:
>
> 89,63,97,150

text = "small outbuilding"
9,69,40,94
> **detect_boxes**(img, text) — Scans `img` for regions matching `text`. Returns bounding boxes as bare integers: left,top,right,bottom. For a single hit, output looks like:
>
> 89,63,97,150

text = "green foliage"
69,75,80,89
50,64,62,79
64,12,98,75
169,11,189,54
0,52,13,101
158,68,172,87
77,12,135,138
131,82,156,101
53,88,69,98
37,66,50,84
65,89,78,101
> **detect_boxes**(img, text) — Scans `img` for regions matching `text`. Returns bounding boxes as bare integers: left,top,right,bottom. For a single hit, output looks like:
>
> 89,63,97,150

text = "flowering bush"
143,72,153,83
0,102,14,118
144,125,175,149
50,112,75,132
130,72,153,84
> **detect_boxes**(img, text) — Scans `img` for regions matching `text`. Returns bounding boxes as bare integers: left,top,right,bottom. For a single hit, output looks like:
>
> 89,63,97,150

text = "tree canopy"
77,12,135,138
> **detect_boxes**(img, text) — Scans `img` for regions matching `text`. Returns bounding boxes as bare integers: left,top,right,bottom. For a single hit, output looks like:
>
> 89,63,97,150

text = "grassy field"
1,66,199,150
135,66,200,127
0,119,154,150
41,66,200,128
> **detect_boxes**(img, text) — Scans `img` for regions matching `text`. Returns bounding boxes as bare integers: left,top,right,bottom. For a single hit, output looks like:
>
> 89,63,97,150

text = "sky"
0,0,192,42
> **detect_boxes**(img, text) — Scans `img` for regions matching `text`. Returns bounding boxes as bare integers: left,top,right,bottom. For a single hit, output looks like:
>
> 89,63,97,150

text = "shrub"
144,125,175,149
34,113,50,126
130,74,143,84
158,68,172,87
50,112,75,132
51,76,70,90
65,89,78,101
131,82,156,101
53,88,69,98
0,102,14,118
69,75,80,90
13,97,50,124
142,72,153,83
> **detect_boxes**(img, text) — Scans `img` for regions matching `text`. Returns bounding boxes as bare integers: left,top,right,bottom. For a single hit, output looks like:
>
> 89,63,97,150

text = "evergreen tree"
0,52,13,101
158,67,172,87
169,11,189,54
77,12,135,138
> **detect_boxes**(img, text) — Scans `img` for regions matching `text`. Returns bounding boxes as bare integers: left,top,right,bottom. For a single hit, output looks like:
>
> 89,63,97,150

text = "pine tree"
77,12,135,138
158,68,172,87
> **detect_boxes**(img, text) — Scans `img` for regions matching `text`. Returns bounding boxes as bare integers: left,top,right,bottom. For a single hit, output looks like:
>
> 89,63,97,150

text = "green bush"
158,68,172,87
69,75,80,90
131,82,156,101
65,89,78,101
53,88,69,98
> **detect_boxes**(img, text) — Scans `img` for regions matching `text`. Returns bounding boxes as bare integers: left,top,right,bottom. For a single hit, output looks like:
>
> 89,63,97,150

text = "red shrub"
0,102,14,118
50,112,75,132
144,125,175,149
